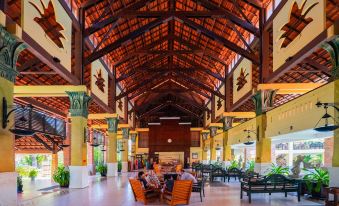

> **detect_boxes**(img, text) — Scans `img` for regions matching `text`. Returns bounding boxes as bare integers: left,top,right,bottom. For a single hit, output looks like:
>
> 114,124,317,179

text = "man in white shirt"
179,169,197,183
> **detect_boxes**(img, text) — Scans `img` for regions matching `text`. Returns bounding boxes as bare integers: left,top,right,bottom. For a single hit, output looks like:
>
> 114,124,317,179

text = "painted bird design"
279,0,319,48
29,0,65,49
236,68,249,91
94,69,106,93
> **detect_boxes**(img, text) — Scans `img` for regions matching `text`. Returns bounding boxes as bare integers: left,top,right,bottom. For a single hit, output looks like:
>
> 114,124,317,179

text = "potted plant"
96,163,107,177
229,160,239,169
53,166,70,187
28,168,38,181
118,160,122,172
246,161,255,172
267,163,289,176
303,168,329,199
17,176,23,193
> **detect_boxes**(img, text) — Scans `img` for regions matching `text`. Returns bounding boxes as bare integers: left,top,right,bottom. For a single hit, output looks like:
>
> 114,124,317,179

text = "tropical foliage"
28,168,38,179
267,163,289,176
118,160,122,172
96,163,107,176
246,161,255,172
53,166,70,187
229,160,240,169
17,176,23,193
303,168,329,193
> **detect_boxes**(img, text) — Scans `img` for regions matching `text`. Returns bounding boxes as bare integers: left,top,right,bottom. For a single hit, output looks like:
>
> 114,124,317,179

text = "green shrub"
267,163,289,176
53,166,70,187
96,163,107,176
246,161,255,172
16,166,29,177
17,176,23,193
303,168,329,193
118,160,122,172
28,168,38,178
229,160,239,169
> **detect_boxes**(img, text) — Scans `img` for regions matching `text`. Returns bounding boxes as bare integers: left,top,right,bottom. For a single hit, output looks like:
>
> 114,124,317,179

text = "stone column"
0,26,26,206
66,91,91,188
106,116,119,176
121,127,130,172
252,89,276,175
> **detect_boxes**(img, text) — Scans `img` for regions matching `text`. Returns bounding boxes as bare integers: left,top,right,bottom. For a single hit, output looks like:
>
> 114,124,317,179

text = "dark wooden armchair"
129,179,160,205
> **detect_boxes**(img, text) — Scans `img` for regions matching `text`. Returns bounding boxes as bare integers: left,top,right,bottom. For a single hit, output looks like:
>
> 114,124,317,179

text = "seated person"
146,170,161,189
162,176,175,193
137,171,152,189
178,169,197,183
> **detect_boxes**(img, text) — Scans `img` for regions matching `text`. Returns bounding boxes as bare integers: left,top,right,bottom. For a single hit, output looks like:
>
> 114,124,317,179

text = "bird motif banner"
91,60,109,105
22,0,72,71
273,0,325,72
233,58,252,104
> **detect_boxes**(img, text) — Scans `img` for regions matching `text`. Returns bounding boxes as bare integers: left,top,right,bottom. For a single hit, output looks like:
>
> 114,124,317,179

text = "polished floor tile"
18,174,323,206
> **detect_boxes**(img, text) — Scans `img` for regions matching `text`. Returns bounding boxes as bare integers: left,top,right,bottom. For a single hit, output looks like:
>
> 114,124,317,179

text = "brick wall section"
324,137,334,167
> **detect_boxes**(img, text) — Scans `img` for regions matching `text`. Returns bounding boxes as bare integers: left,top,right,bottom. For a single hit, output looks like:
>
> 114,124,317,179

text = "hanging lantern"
314,102,339,132
91,130,100,147
243,129,255,145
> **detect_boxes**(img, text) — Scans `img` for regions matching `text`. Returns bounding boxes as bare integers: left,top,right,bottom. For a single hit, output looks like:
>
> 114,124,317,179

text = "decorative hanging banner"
273,0,325,71
22,0,72,72
91,60,108,105
233,58,252,104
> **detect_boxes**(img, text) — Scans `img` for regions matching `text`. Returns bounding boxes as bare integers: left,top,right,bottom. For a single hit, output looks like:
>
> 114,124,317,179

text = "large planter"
307,183,327,199
17,185,23,193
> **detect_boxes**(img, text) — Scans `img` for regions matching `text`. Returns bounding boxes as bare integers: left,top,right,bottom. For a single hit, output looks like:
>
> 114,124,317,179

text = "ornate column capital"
252,89,277,116
106,117,119,133
221,116,233,131
0,26,27,82
322,36,339,80
66,91,92,118
130,131,137,143
121,127,130,139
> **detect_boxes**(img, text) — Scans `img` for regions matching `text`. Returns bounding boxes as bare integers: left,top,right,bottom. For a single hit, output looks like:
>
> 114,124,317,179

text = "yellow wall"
228,118,257,145
215,84,225,118
266,82,335,137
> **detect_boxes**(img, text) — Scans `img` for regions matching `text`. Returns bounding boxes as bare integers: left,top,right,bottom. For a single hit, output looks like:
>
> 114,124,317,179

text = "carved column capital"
221,116,234,131
122,127,130,139
0,26,27,82
106,117,119,133
252,89,277,116
322,36,339,80
66,91,92,118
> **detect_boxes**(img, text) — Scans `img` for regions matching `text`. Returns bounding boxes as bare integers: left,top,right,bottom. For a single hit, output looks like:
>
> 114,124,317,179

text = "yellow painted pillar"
121,127,130,172
0,26,26,205
51,153,58,176
333,79,339,167
106,116,119,176
130,131,137,171
202,140,208,161
66,91,91,188
221,116,233,166
210,138,217,161
329,78,339,187
252,89,276,174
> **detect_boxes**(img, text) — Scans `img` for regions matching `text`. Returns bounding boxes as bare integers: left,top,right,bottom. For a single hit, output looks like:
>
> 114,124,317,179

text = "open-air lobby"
0,0,339,205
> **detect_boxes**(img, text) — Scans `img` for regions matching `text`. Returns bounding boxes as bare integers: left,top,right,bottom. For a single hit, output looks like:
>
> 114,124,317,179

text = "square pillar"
51,152,58,176
0,26,26,206
106,116,119,177
66,91,91,188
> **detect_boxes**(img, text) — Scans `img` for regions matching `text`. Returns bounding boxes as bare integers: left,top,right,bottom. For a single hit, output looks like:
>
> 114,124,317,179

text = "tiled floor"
18,173,323,206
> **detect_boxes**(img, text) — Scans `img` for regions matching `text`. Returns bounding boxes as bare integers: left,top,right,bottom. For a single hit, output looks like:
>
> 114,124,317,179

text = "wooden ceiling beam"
81,0,105,10
196,0,259,36
85,17,169,64
174,72,223,98
116,72,168,100
178,16,259,65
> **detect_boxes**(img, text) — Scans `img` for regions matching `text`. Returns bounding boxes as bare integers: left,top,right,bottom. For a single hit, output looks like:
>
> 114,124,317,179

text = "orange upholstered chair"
175,164,182,172
163,180,193,206
129,179,160,205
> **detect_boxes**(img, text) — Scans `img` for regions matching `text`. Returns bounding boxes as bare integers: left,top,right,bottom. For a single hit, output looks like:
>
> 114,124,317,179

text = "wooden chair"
163,180,193,206
325,187,339,206
175,164,183,172
129,179,160,205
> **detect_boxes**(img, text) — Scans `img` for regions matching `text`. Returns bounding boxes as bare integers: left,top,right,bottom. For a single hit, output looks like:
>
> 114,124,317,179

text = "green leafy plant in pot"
229,160,239,169
303,168,329,199
246,161,255,172
96,163,107,177
267,163,289,176
28,168,38,181
53,166,70,187
17,176,23,193
118,160,122,172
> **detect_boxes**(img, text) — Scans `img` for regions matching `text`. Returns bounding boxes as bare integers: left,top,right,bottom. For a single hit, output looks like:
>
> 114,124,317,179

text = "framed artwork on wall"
192,153,198,159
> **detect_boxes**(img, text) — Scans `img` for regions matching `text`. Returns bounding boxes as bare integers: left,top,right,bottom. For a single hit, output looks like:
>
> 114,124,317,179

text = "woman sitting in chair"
138,171,152,189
